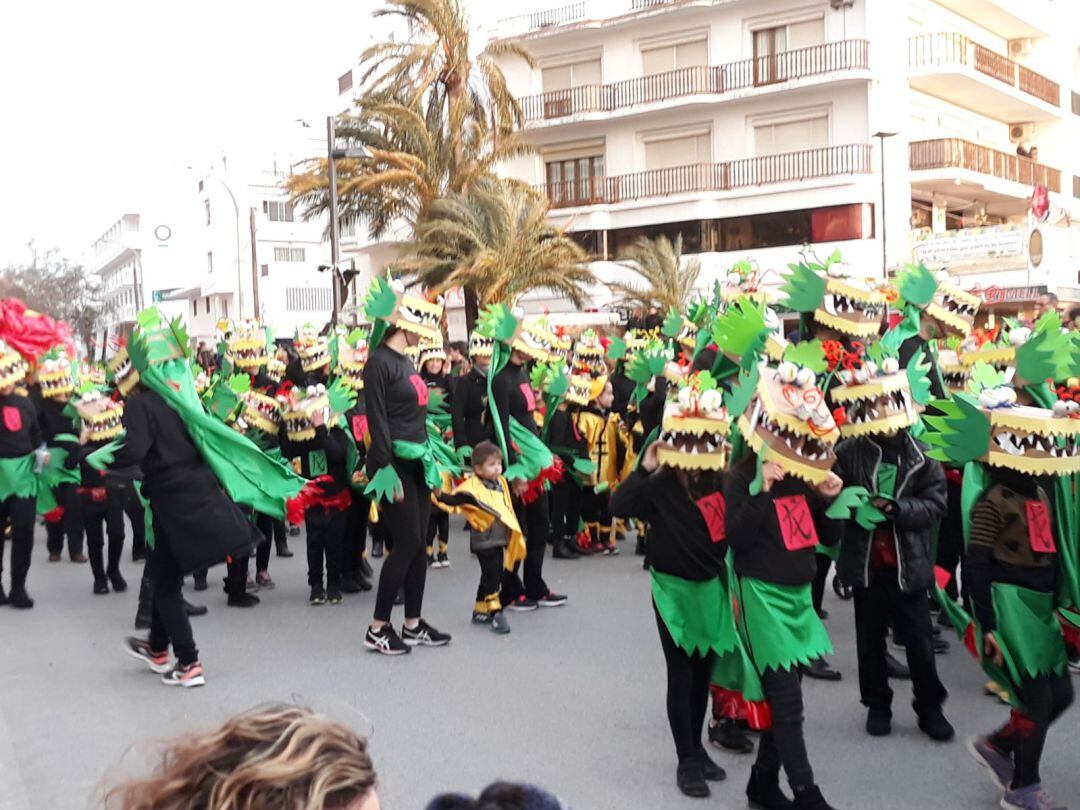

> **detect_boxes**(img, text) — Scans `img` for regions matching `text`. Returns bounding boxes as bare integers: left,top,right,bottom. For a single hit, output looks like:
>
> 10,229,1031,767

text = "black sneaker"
472,610,493,624
340,574,363,594
193,573,208,592
505,595,539,612
364,624,410,655
708,718,754,754
491,612,511,634
327,589,343,605
93,578,109,595
401,619,451,647
227,592,260,608
309,587,326,606
801,657,841,681
917,708,955,742
436,550,450,568
537,592,567,607
371,538,384,558
866,708,892,737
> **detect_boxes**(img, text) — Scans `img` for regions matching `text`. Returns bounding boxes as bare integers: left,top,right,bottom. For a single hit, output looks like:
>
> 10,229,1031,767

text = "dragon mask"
0,339,27,390
782,254,886,338
226,317,271,371
827,342,931,438
363,276,442,343
573,329,607,377
37,348,75,400
74,389,124,442
294,325,331,374
656,372,730,471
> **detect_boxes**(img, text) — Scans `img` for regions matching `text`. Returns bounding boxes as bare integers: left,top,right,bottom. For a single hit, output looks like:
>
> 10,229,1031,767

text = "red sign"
408,374,429,406
2,406,21,433
1031,184,1050,222
695,493,726,542
519,382,536,412
1026,500,1056,553
774,495,820,551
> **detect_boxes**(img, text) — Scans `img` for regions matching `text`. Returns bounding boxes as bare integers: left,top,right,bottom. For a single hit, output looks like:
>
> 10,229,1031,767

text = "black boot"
371,538,384,558
635,536,646,556
746,765,794,810
695,748,726,781
88,540,107,593
8,583,33,609
358,557,374,578
708,717,754,754
183,597,208,617
134,565,153,629
225,558,258,607
552,538,580,559
106,536,127,592
676,760,710,798
275,540,294,558
340,572,363,594
193,569,208,591
792,785,837,810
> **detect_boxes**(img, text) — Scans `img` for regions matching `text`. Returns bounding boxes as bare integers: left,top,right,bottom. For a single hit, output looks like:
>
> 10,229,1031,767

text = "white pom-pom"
881,357,899,375
795,367,816,388
777,361,798,384
698,388,723,414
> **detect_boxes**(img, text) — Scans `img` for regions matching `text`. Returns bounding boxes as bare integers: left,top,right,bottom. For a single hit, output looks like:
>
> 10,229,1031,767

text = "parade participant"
335,328,374,593
829,343,953,740
612,372,747,799
437,441,526,635
72,388,129,594
576,375,618,554
35,348,87,564
361,277,452,655
451,331,494,457
280,381,355,605
478,305,567,610
113,308,303,686
0,341,41,609
546,373,590,559
419,337,453,568
725,346,845,810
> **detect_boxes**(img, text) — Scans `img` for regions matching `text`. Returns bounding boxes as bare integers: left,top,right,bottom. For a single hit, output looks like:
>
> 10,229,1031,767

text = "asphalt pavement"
2,521,1078,810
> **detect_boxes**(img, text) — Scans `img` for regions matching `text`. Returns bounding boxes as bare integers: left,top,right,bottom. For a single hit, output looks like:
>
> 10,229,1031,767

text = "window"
644,131,711,170
274,246,306,262
263,200,295,222
545,155,605,206
753,18,825,84
754,115,828,156
198,180,204,193
1072,91,1080,116
221,299,229,319
204,297,210,315
641,38,708,75
204,199,211,226
206,251,214,274
338,70,354,95
285,287,333,312
1073,175,1080,198
261,264,269,277
542,58,602,92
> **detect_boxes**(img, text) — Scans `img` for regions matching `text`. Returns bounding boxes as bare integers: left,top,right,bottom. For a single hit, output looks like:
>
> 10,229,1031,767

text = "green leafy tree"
611,234,702,313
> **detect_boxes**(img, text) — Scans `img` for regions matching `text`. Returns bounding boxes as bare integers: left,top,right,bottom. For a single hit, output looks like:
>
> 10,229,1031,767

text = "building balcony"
520,40,869,125
496,0,717,40
537,143,872,209
908,33,1060,122
928,0,1052,38
909,138,1061,215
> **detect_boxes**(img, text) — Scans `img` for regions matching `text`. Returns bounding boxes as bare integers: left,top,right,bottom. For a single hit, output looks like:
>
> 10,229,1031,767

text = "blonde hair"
108,704,376,810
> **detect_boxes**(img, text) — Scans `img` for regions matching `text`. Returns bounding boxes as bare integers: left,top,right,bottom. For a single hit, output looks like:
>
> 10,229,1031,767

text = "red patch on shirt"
773,495,819,551
695,492,726,542
408,374,429,406
351,414,369,443
2,406,21,433
519,382,536,412
1026,500,1056,553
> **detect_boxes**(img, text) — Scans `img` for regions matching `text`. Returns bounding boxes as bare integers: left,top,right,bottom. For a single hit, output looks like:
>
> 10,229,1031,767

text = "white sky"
0,0,504,267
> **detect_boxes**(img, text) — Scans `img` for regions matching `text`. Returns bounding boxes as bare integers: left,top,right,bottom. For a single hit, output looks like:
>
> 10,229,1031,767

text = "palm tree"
610,234,702,313
398,176,595,310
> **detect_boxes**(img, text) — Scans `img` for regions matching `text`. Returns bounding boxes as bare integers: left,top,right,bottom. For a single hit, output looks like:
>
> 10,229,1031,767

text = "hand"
78,424,91,446
310,408,326,428
511,478,528,498
351,470,368,486
760,461,786,493
815,472,843,500
983,632,1004,667
393,486,404,504
641,440,662,473
871,497,896,515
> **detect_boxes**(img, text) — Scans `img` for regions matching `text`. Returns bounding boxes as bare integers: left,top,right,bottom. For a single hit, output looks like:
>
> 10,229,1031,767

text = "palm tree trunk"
464,286,479,334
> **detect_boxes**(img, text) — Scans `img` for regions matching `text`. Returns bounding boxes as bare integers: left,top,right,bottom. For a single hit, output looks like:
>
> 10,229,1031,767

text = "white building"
171,126,334,343
487,0,1080,321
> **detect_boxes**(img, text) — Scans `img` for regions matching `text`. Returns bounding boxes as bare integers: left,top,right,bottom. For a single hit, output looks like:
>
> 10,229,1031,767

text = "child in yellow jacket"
575,376,622,554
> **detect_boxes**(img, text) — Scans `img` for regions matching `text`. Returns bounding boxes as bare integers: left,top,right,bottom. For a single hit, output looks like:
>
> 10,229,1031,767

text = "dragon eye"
881,358,899,375
1053,400,1069,416
795,367,816,388
777,362,798,384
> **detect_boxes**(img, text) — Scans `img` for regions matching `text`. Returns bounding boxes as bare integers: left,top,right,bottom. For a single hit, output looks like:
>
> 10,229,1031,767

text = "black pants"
81,490,125,583
937,478,965,602
373,459,432,621
120,482,146,558
344,496,370,574
811,553,832,614
148,519,198,665
306,506,346,590
582,486,611,532
853,572,947,715
988,673,1074,788
254,512,281,573
426,509,449,550
755,667,815,793
548,477,581,543
45,482,83,557
655,602,710,762
502,493,550,602
0,496,36,590
475,547,504,609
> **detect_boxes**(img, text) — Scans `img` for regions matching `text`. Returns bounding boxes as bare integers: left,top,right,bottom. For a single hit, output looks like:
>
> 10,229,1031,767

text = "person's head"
1034,292,1059,318
472,441,503,481
448,341,467,363
425,782,567,810
594,380,614,410
1029,145,1039,161
1066,305,1080,331
109,704,378,810
423,358,444,376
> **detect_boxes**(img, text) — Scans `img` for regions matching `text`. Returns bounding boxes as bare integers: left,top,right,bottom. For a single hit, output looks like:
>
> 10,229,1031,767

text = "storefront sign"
968,284,1047,305
1031,185,1050,222
913,227,1024,265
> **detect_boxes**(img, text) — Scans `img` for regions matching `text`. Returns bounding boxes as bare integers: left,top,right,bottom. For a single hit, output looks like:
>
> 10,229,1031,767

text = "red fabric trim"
709,686,772,731
521,457,564,504
963,622,978,659
43,506,64,523
1009,709,1036,737
945,468,963,485
286,476,352,524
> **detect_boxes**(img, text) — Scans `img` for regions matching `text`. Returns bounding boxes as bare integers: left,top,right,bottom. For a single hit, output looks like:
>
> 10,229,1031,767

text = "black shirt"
725,455,840,586
639,377,668,439
0,393,43,458
610,370,635,419
491,360,538,464
108,389,202,481
279,425,350,496
38,397,78,447
612,467,728,580
421,369,453,407
363,344,427,475
451,366,491,450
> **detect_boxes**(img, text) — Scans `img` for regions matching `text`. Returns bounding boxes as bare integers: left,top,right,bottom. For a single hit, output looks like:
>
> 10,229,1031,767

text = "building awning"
162,286,234,301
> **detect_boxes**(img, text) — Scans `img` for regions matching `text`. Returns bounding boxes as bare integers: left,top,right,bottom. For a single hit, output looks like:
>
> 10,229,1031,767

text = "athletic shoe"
364,624,410,655
985,681,1011,704
340,573,363,594
227,592,260,608
967,736,1014,790
93,578,110,595
436,550,450,568
916,708,955,741
866,708,892,737
1000,783,1066,810
161,662,205,688
602,543,620,556
309,587,326,606
537,592,568,607
708,718,754,754
505,595,538,612
472,610,493,624
327,589,343,605
123,637,171,674
801,657,841,681
255,571,274,590
402,619,451,647
491,612,511,634
426,549,437,567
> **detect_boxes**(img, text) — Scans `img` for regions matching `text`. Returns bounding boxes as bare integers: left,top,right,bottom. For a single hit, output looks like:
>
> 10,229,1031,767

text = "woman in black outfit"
363,325,451,656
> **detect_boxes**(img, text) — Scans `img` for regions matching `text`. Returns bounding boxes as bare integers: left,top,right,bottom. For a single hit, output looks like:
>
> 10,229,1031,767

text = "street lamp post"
326,114,368,325
874,131,898,280
213,176,245,317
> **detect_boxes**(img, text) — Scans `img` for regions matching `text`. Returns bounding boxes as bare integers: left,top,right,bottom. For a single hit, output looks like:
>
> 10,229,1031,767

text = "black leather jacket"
833,432,946,593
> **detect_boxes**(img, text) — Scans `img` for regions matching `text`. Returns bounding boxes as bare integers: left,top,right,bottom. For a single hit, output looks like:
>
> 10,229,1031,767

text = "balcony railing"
908,33,1060,107
909,138,1061,192
538,143,873,208
630,0,674,7
521,40,869,122
528,1,584,29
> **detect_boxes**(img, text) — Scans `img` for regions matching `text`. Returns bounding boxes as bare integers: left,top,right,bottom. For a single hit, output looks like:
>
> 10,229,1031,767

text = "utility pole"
249,207,260,318
874,131,898,279
327,115,341,325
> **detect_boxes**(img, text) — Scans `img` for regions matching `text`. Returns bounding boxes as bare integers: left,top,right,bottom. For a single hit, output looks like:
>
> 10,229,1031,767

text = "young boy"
437,441,525,635
575,377,619,554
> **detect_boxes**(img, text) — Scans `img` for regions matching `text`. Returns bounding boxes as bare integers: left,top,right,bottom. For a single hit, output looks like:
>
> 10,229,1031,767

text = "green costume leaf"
606,336,626,362
711,298,767,362
364,464,404,504
476,303,518,343
781,262,827,313
1015,310,1071,388
86,438,125,471
923,394,990,465
895,264,938,308
906,346,934,406
724,362,760,420
427,387,447,415
326,376,357,415
661,308,684,339
364,276,397,320
573,458,597,475
228,373,251,394
782,340,827,374
967,361,1008,394
825,485,873,518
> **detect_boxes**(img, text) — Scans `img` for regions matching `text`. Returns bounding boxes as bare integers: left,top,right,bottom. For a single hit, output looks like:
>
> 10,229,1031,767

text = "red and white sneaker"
123,637,171,674
161,662,205,688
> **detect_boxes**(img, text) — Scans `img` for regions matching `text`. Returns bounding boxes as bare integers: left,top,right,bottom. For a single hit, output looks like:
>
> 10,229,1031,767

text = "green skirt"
0,454,37,500
737,576,833,675
992,583,1068,680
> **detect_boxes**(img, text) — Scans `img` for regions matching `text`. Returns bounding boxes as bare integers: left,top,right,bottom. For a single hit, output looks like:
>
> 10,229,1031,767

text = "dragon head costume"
782,252,886,339
0,339,27,390
294,325,331,374
335,329,368,391
656,371,730,471
73,388,124,442
36,347,75,400
573,329,607,377
827,341,932,438
225,317,272,372
363,276,443,347
890,264,980,341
